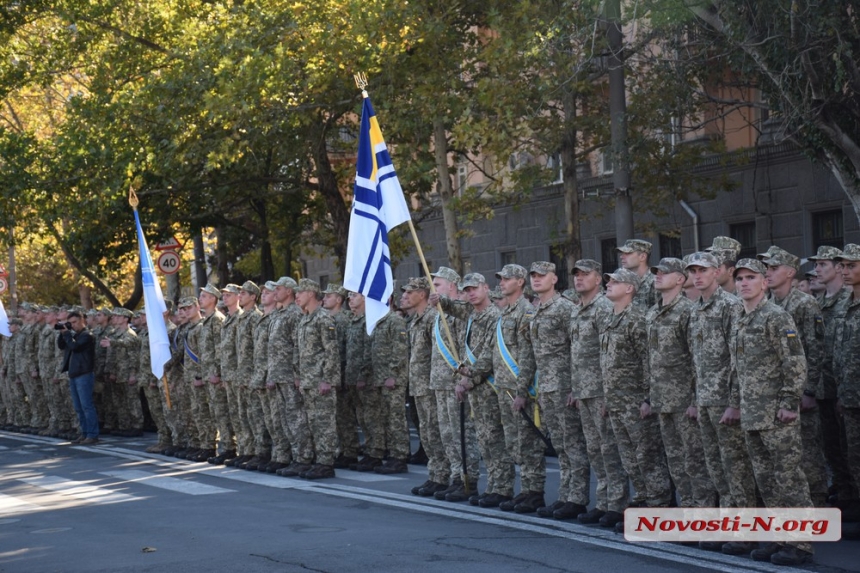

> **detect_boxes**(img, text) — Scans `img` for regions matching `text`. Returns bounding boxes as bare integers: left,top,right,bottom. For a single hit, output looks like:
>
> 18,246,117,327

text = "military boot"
434,478,463,500
770,546,813,566
536,500,565,518
277,461,313,477
577,508,605,524
444,478,475,502
374,459,408,475
553,502,587,520
513,491,545,514
301,464,335,480
479,493,512,508
418,481,449,497
750,543,781,562
499,492,530,512
351,456,383,472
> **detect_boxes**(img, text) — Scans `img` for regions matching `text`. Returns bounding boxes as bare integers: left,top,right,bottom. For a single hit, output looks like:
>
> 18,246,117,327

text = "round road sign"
157,251,181,275
0,278,6,293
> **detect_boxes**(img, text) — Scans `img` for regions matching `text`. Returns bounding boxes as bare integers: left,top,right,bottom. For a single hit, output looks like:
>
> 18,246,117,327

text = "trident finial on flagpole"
129,186,139,210
354,72,369,98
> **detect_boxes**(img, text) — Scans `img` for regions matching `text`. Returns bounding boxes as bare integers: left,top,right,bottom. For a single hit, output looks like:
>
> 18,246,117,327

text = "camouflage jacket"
646,292,696,413
235,307,262,385
473,295,536,399
1,332,16,380
93,325,110,379
182,320,203,383
250,311,274,389
818,288,850,399
407,305,437,397
330,309,350,385
599,302,650,410
833,292,860,407
570,293,612,400
198,309,225,381
134,326,153,387
370,311,409,386
633,271,659,311
690,287,742,408
530,293,576,395
731,297,807,431
461,303,501,389
295,306,340,390
107,327,139,383
16,323,39,377
164,323,187,380
219,309,243,381
267,304,302,385
430,307,464,391
772,288,824,398
38,325,58,381
345,312,371,386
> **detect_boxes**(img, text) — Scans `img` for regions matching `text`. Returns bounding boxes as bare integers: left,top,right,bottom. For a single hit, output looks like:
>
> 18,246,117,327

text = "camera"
54,321,73,331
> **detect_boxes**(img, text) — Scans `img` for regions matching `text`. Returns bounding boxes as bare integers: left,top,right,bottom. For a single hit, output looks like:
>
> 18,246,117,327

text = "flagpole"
129,187,172,410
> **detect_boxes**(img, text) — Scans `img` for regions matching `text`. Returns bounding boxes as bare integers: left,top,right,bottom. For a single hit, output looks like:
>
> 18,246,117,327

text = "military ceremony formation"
1,235,859,567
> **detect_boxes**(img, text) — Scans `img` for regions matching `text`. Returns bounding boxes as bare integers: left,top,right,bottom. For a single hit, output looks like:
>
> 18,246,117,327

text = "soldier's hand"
800,394,817,412
455,382,468,402
384,378,396,390
193,377,204,387
512,396,526,412
149,381,157,389
685,405,698,420
127,379,136,387
210,375,221,385
100,339,111,348
356,380,366,390
428,293,441,307
30,370,38,378
457,365,472,378
109,374,117,382
266,381,275,390
719,406,740,426
565,392,576,408
600,403,607,418
639,401,652,419
294,378,300,389
319,381,332,396
777,408,798,423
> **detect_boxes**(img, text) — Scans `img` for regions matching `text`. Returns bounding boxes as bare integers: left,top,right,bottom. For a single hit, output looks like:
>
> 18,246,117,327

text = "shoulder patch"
786,329,797,338
524,308,536,318
815,316,823,324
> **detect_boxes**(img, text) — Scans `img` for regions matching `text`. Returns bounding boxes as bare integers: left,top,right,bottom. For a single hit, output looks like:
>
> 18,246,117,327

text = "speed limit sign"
157,251,181,275
0,277,6,293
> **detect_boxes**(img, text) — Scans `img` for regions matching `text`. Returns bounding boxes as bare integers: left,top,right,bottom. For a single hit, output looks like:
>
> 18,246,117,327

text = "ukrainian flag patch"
786,329,797,338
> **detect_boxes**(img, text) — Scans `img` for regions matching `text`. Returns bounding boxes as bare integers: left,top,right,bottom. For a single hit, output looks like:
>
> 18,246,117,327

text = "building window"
546,153,563,184
601,238,618,274
549,246,569,291
729,222,757,260
319,275,329,290
501,251,517,266
597,148,614,175
456,162,468,196
659,233,683,259
812,210,844,251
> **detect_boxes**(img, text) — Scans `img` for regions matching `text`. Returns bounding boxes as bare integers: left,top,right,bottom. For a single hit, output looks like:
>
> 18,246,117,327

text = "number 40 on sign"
157,251,181,275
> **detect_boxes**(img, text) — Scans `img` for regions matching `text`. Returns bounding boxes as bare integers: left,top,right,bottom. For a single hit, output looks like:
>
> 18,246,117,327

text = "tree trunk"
165,272,181,306
215,225,229,286
606,0,633,244
192,232,207,290
78,282,93,309
312,123,351,278
434,117,463,275
47,225,121,307
561,89,582,269
7,228,17,314
123,265,143,309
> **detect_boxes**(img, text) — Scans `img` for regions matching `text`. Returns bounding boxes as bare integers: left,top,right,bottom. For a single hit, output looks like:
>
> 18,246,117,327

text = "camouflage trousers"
381,384,411,461
207,381,235,454
246,388,274,458
609,405,672,507
579,397,628,512
697,405,757,508
818,398,857,502
8,378,31,426
272,384,313,464
469,383,513,496
44,377,75,431
110,379,142,431
745,423,814,555
496,388,545,495
336,385,361,459
98,375,115,430
436,389,480,483
843,407,860,500
142,381,171,446
127,384,145,430
223,382,245,454
800,407,829,506
414,393,449,484
356,386,385,459
0,375,10,425
20,374,49,428
302,387,338,466
189,382,215,448
262,387,292,463
164,374,191,447
658,411,716,507
235,385,261,455
540,390,590,505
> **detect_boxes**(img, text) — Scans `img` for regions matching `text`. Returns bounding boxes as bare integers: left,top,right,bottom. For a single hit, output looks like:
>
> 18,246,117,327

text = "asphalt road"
0,431,857,573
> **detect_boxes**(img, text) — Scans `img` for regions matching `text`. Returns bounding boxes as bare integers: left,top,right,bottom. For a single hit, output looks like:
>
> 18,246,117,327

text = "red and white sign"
156,251,181,275
0,278,7,293
0,263,7,277
155,236,181,251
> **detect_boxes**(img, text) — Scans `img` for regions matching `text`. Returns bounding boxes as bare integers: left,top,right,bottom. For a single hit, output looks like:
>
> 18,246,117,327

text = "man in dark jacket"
58,311,98,444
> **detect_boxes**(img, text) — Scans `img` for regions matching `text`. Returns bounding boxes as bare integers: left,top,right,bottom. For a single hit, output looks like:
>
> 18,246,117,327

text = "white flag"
133,210,171,379
0,299,10,337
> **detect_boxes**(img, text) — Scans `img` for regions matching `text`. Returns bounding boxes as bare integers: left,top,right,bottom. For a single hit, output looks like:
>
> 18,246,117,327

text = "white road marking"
0,493,43,515
18,476,140,505
99,470,235,495
331,469,403,483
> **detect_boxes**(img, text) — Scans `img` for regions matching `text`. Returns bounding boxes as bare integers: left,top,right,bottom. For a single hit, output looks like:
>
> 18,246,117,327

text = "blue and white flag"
344,96,411,334
133,210,171,379
0,298,10,337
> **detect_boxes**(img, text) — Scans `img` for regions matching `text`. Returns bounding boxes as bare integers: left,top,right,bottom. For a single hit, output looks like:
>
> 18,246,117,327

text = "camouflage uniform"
331,308,361,459
234,307,262,456
199,308,228,453
532,292,590,506
268,303,313,465
295,305,341,466
732,295,813,555
105,322,142,432
571,292,628,513
369,312,410,461
164,322,191,448
18,320,49,428
136,324,170,447
219,308,243,454
38,322,64,433
3,327,30,426
646,288,715,507
600,301,672,507
182,318,208,449
92,321,111,429
345,312,376,456
249,311,279,459
634,272,658,311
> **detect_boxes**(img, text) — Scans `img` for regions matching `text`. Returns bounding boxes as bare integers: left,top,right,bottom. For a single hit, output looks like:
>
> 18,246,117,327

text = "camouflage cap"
603,268,642,291
199,283,222,299
733,258,767,276
18,302,33,312
86,309,98,317
572,259,602,274
8,317,22,326
177,296,199,309
651,257,688,276
760,247,800,271
684,251,719,269
807,245,844,261
804,269,818,279
706,236,742,254
488,286,504,300
99,307,113,315
241,280,261,296
529,261,556,275
431,266,461,284
401,277,430,292
834,243,860,262
755,245,782,261
112,307,134,319
262,280,278,291
709,248,736,266
163,300,175,313
616,239,653,254
322,283,348,297
221,283,242,294
275,276,299,289
459,273,487,289
295,278,321,294
495,264,527,280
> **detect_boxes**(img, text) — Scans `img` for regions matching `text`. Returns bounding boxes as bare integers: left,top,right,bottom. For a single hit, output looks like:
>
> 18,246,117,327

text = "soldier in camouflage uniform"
403,278,449,496
18,304,49,431
37,307,62,436
176,297,207,459
102,308,142,436
685,252,757,554
135,308,176,453
569,260,628,527
759,247,829,507
645,258,715,508
211,284,242,464
163,301,194,456
428,267,479,501
3,318,29,428
600,269,672,520
529,262,590,518
834,245,860,520
197,284,227,461
707,236,742,296
293,278,341,480
617,239,658,310
809,246,856,508
269,277,315,476
731,259,814,566
91,308,112,432
227,281,263,468
343,293,374,469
